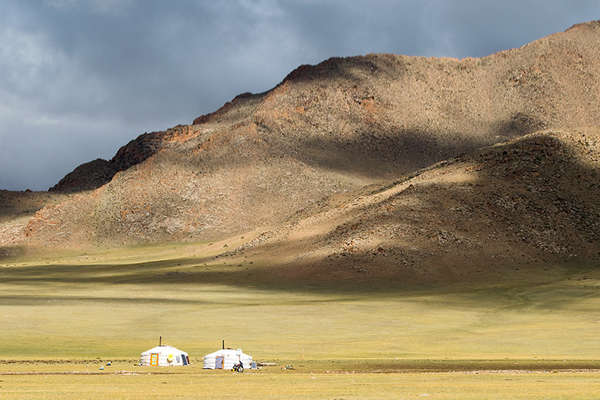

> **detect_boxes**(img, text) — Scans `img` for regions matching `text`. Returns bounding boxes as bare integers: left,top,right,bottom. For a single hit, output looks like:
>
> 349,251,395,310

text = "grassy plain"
3,365,600,400
1,241,599,398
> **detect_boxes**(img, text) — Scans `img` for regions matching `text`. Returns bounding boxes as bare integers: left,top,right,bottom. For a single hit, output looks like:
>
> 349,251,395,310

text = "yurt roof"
204,348,249,357
141,345,187,355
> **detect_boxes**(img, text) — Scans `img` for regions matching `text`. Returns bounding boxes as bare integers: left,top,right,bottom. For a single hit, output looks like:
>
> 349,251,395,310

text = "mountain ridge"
49,21,600,194
1,22,598,282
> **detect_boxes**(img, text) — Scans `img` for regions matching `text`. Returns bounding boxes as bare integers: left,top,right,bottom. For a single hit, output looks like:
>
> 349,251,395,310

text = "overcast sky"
1,0,598,190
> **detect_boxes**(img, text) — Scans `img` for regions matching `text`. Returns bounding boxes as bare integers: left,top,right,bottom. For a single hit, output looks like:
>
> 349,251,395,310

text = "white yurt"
139,345,190,366
203,348,253,370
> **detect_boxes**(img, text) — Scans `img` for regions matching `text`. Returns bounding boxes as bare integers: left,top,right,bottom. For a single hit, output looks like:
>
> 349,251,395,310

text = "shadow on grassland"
1,252,599,311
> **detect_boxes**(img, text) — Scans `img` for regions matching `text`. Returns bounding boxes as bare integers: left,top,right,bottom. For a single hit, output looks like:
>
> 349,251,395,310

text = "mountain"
235,127,599,283
4,22,600,274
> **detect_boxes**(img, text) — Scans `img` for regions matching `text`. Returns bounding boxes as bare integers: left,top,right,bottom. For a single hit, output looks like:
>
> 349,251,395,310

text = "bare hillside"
11,21,600,250
0,190,66,255
236,127,600,283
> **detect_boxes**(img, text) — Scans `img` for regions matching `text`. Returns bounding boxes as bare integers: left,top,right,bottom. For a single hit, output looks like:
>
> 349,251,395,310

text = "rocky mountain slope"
0,190,66,256
235,127,599,283
5,21,600,270
48,131,165,193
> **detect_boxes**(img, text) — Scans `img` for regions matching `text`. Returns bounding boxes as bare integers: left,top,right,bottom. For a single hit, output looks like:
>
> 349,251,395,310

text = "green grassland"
1,241,599,398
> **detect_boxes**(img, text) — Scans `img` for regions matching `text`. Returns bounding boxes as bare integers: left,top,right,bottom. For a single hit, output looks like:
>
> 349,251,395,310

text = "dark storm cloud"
1,0,598,190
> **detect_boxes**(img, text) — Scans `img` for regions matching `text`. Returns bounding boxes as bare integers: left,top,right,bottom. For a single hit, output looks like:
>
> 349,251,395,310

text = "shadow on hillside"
281,110,555,181
4,131,599,309
0,245,26,261
0,190,63,220
288,128,493,180
273,130,600,266
183,126,504,182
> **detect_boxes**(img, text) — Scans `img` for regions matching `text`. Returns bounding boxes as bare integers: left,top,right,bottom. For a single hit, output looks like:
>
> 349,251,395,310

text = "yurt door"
215,356,224,369
150,353,159,366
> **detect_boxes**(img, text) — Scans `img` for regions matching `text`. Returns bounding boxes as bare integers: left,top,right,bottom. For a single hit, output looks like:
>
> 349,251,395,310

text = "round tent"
139,345,190,366
203,348,253,370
